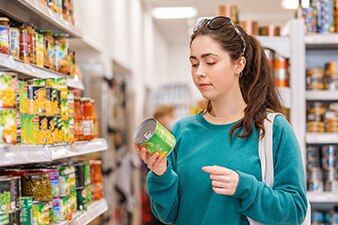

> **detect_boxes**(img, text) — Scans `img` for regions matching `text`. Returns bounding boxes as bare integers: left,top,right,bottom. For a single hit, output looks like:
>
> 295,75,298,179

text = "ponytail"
229,34,284,140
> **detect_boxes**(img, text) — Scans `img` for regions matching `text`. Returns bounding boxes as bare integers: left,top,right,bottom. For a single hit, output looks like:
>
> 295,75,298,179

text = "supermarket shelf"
0,53,84,90
305,33,338,48
0,138,108,167
56,199,109,225
306,91,338,101
73,199,109,225
278,87,291,109
307,192,338,203
256,36,291,58
306,133,338,144
0,0,82,38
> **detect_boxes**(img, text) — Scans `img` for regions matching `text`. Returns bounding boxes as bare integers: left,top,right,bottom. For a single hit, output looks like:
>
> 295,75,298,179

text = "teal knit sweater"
147,113,307,225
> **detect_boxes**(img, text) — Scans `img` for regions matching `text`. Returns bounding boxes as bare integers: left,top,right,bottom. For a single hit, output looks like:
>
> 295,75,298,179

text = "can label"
45,87,53,116
26,114,44,144
19,82,27,114
52,197,60,223
0,25,9,55
32,201,50,225
21,197,32,225
36,33,44,67
76,188,87,211
9,28,20,59
0,109,18,144
27,85,46,115
0,177,11,212
134,118,176,157
0,73,17,108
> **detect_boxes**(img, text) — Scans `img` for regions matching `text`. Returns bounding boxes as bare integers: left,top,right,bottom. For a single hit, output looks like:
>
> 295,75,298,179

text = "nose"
195,64,206,78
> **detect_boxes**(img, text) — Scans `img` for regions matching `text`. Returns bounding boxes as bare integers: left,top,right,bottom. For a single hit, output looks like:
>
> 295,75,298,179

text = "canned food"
0,17,10,55
307,145,320,159
307,180,324,192
322,156,337,169
0,176,12,212
32,201,51,225
20,197,32,225
325,70,338,90
312,210,324,222
31,168,59,197
73,162,85,188
27,85,46,115
21,173,52,202
52,197,60,223
134,118,176,157
76,187,87,211
84,161,90,186
306,68,325,90
324,180,338,192
322,145,338,157
26,115,45,144
59,196,71,222
323,168,338,181
9,26,20,59
307,168,323,181
85,185,92,206
9,176,20,210
36,33,44,68
0,109,18,144
70,190,76,213
0,210,20,225
0,72,17,108
19,82,27,114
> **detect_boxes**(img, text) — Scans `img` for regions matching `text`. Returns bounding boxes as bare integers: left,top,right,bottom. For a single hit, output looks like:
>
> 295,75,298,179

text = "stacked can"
317,0,335,33
306,68,325,90
321,145,338,191
303,6,318,33
73,162,88,211
312,208,338,224
325,103,338,132
307,146,323,192
58,165,76,222
0,72,20,145
89,160,103,201
307,102,327,133
272,52,289,87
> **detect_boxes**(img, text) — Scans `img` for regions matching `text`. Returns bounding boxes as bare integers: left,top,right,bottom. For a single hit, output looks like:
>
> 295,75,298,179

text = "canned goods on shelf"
311,210,324,223
307,121,325,133
308,179,324,192
0,109,18,144
0,176,13,213
307,145,320,159
322,145,338,157
306,68,325,90
322,156,337,169
307,168,323,180
307,158,321,168
323,168,338,181
325,70,338,90
32,201,51,225
21,173,52,202
0,72,18,109
324,180,338,192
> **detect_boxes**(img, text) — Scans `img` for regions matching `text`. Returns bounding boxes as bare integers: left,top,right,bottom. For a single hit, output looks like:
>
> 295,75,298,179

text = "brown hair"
190,20,283,139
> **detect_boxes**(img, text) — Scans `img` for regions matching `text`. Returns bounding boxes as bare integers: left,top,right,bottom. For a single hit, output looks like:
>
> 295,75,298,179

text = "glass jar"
27,23,36,65
62,0,69,21
54,34,69,74
19,23,29,63
9,24,20,59
0,17,10,55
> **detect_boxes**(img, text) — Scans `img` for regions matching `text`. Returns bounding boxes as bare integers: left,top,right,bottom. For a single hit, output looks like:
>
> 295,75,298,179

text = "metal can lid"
134,118,157,144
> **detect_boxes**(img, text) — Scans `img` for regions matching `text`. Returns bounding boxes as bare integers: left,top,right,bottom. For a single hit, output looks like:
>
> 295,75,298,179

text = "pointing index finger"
202,165,229,175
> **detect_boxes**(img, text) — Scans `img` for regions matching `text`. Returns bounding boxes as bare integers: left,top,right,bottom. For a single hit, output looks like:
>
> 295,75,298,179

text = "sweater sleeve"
146,124,180,224
233,115,308,225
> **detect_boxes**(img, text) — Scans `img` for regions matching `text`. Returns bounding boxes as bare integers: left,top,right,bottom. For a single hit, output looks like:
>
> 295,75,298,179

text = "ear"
235,56,246,74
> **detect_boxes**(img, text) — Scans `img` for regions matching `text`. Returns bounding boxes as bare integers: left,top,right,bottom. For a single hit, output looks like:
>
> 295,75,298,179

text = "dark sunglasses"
193,16,246,55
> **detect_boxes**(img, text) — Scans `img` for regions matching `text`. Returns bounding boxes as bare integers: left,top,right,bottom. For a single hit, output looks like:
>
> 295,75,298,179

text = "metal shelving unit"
306,90,338,101
307,192,338,203
0,2,108,224
0,138,108,167
56,199,109,225
0,53,85,90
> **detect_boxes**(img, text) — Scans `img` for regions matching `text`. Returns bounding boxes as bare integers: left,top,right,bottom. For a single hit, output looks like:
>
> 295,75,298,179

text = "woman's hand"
135,144,168,176
202,165,239,196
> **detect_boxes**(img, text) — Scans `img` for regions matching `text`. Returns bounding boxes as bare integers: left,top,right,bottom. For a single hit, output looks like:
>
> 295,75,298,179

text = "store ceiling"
142,0,295,44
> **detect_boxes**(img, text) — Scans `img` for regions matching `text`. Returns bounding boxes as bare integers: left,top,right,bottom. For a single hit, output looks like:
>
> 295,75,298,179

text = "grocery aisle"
0,0,338,225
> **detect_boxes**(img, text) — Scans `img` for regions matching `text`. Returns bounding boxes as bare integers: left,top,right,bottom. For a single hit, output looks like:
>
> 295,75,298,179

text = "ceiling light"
281,0,309,10
152,7,198,19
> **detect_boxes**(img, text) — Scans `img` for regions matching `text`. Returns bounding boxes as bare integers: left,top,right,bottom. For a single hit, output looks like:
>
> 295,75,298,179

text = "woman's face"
190,35,242,101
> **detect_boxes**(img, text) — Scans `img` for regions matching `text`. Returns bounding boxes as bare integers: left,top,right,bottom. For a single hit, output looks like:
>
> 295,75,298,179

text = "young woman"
136,16,307,225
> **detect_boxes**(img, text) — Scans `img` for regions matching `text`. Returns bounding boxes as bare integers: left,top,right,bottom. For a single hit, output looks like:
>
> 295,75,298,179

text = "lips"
198,82,211,88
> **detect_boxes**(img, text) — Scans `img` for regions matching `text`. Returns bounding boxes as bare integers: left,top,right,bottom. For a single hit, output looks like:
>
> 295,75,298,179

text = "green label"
21,197,32,225
144,122,175,157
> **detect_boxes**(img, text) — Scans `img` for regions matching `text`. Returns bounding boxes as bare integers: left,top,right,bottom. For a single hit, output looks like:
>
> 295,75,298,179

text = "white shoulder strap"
248,113,311,225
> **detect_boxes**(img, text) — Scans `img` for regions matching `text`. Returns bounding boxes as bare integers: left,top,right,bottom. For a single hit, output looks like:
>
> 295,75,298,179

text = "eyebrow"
189,53,218,60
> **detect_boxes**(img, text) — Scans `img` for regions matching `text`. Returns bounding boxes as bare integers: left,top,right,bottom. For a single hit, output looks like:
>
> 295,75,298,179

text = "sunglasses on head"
193,16,247,55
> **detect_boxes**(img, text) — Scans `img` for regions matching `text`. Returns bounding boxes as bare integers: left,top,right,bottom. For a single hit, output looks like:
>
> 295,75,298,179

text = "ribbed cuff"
233,170,257,199
148,161,175,185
